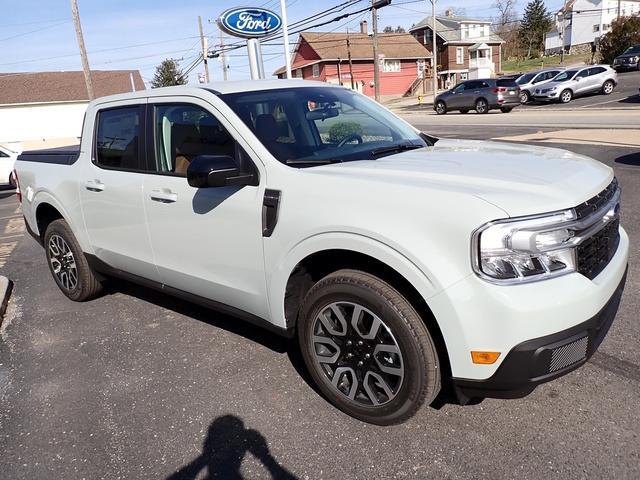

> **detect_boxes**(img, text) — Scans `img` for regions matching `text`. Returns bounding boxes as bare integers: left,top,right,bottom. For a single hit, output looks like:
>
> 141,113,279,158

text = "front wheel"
500,107,513,113
559,89,573,103
434,100,447,115
475,98,489,114
602,80,615,95
44,219,103,301
298,270,441,425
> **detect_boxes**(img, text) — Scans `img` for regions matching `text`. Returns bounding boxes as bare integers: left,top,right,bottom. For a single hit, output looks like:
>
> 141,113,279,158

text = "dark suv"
434,79,521,114
613,45,640,71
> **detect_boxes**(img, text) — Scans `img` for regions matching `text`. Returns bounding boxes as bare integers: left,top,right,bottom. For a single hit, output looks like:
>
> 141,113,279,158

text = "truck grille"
549,337,589,373
577,218,620,280
574,178,618,220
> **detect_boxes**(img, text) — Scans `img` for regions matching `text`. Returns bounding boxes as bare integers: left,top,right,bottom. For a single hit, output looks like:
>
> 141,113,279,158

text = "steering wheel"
337,134,363,148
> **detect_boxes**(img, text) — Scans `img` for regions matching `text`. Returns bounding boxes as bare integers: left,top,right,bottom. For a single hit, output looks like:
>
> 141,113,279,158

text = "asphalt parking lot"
1,107,639,478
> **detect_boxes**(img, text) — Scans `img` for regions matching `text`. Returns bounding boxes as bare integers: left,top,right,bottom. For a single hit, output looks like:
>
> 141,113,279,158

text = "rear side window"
496,79,517,87
588,67,606,76
95,106,144,170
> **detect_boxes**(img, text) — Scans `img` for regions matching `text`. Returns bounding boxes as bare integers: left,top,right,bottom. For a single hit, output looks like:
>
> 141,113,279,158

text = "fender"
29,189,94,254
266,231,445,330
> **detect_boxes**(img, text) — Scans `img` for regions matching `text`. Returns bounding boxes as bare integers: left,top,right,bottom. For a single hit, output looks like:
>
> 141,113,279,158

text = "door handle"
85,180,105,192
150,189,178,204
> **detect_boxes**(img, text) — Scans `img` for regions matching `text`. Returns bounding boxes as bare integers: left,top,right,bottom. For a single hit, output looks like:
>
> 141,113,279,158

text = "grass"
501,53,592,73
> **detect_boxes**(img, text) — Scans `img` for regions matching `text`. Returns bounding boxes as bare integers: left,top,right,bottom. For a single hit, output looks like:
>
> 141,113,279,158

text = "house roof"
409,16,503,44
0,70,145,105
274,31,430,75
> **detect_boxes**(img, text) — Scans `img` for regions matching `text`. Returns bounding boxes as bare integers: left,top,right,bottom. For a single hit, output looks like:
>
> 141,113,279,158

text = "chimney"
360,20,368,34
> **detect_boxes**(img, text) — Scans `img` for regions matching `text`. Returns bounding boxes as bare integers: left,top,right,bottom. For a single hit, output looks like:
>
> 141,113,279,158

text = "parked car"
0,145,18,188
515,68,565,103
532,65,617,103
434,79,521,114
15,81,628,425
612,44,640,71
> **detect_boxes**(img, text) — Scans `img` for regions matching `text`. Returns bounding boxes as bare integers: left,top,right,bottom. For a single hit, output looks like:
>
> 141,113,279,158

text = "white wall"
0,101,88,149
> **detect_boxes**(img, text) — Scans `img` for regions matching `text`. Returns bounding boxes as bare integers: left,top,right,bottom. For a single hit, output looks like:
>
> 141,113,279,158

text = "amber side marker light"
471,351,501,364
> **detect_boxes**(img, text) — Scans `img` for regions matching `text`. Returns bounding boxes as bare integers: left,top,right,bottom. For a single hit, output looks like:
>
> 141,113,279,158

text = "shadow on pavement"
615,151,640,166
166,415,299,480
618,94,640,104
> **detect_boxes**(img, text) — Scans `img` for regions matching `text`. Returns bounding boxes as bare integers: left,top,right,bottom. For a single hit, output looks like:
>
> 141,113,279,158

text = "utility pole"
219,29,228,81
280,0,292,79
430,0,438,96
372,0,381,102
70,0,94,100
198,16,210,83
346,36,355,90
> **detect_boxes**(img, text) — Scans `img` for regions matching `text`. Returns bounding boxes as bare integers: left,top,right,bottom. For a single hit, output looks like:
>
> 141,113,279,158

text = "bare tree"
493,0,520,59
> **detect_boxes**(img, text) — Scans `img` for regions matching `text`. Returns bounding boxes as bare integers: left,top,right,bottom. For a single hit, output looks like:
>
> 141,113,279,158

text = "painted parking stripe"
0,241,18,268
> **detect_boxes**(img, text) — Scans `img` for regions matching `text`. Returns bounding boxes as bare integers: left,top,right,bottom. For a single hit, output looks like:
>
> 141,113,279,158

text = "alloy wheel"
310,301,404,406
476,100,487,113
560,90,572,103
603,81,614,94
48,234,78,291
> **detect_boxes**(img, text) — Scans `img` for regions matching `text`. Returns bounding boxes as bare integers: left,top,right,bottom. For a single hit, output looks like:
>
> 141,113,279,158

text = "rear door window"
95,106,145,171
588,66,606,76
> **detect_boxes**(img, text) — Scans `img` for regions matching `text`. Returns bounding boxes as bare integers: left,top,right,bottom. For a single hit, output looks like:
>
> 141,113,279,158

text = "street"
1,99,639,479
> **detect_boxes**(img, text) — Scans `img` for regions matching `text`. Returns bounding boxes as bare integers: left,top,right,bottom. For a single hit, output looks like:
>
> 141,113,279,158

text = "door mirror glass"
186,155,256,188
575,76,583,81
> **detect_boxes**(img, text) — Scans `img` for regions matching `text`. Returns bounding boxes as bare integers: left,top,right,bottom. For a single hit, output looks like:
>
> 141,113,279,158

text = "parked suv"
15,81,628,425
613,44,640,71
434,79,520,114
533,65,617,103
0,145,18,188
515,68,565,103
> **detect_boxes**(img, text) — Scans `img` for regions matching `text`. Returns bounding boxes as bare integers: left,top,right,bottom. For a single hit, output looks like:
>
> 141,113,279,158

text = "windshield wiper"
370,143,424,158
285,158,344,167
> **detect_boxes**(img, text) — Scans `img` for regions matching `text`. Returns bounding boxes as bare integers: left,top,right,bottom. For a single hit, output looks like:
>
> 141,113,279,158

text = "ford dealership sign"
218,7,282,38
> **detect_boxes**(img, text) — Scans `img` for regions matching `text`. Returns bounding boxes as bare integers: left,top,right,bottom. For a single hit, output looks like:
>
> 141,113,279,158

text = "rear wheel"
44,219,103,301
602,80,615,95
500,107,513,113
520,91,530,103
298,270,441,425
475,98,489,114
435,100,447,115
559,89,573,103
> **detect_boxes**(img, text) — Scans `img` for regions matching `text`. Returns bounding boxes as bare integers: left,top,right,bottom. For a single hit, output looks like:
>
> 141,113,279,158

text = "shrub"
599,14,640,64
328,121,363,144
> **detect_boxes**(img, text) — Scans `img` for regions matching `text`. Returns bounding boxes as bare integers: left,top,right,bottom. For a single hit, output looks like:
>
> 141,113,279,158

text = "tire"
434,100,447,115
44,219,103,301
500,107,513,113
459,109,469,114
559,89,573,103
520,91,530,104
298,269,441,425
475,98,489,114
602,80,615,95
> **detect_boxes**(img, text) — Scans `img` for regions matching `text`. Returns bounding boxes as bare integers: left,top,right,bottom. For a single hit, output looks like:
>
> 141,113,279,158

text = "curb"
0,275,13,320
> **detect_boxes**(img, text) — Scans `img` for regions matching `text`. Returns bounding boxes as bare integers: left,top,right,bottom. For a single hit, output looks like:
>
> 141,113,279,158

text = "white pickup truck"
15,80,628,425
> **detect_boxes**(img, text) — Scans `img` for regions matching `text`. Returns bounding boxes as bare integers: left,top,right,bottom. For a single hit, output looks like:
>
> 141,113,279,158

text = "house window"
423,29,432,44
603,23,611,30
460,72,468,80
295,68,303,78
312,64,320,77
456,47,464,64
593,24,600,32
383,59,401,72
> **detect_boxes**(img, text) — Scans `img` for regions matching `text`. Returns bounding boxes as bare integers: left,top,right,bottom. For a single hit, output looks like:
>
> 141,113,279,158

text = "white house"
0,70,144,151
545,0,640,54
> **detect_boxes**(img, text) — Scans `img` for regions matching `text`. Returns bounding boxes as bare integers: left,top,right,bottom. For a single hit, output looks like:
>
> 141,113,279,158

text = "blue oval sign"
218,7,282,38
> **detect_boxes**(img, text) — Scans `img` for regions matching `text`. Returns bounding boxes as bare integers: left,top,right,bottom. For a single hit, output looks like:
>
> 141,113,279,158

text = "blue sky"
0,0,565,85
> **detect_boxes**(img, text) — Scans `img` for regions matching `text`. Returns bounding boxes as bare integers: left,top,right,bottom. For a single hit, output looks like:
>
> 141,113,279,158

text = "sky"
0,0,566,86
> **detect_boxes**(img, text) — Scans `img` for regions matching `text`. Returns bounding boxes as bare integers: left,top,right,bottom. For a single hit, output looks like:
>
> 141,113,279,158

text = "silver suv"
515,68,565,103
532,65,617,104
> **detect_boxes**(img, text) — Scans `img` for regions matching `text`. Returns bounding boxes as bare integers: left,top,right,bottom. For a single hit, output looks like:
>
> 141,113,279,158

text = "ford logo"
218,7,282,38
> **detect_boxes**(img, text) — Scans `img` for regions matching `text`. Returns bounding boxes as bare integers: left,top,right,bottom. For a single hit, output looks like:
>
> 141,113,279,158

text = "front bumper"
533,90,559,100
613,62,638,70
452,268,627,403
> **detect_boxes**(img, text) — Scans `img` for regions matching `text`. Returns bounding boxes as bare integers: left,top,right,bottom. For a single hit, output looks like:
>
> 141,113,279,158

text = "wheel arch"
35,202,64,244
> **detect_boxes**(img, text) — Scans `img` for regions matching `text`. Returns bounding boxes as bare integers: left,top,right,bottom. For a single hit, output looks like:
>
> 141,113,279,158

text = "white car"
0,145,18,188
532,65,618,103
15,81,628,425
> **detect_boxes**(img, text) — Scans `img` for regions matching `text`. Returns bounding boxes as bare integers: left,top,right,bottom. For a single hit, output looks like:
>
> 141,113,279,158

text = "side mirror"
575,76,583,81
187,155,257,188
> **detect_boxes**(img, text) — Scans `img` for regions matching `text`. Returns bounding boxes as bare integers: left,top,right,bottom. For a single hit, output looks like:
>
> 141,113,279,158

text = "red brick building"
409,13,504,89
274,21,432,98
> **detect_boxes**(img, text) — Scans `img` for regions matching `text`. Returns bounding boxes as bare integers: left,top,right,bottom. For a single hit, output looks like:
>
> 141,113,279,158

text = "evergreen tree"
151,58,187,88
518,0,552,58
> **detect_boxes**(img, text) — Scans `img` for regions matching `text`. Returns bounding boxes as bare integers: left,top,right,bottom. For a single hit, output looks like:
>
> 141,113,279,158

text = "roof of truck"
91,79,335,105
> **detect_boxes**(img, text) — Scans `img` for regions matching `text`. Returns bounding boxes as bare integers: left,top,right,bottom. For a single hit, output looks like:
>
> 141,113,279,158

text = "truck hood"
309,139,612,217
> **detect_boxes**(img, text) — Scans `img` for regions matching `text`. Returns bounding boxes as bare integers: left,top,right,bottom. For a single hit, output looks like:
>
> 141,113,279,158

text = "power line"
0,20,70,43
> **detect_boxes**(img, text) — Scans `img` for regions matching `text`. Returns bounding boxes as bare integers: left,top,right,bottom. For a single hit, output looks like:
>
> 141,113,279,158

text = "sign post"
218,7,282,80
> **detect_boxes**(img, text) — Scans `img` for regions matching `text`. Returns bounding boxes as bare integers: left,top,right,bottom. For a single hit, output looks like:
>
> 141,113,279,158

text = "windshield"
220,86,429,167
623,45,640,54
516,73,535,85
552,69,578,82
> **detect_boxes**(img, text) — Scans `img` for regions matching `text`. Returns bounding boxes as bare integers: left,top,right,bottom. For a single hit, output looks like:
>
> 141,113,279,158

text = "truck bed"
17,145,80,166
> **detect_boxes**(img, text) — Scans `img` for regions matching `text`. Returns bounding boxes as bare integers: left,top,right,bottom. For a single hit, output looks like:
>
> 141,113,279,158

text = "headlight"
473,210,577,283
633,56,640,62
550,86,557,91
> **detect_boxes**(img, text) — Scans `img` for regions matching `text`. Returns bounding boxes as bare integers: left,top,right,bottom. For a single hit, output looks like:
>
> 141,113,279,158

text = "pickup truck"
15,80,628,425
